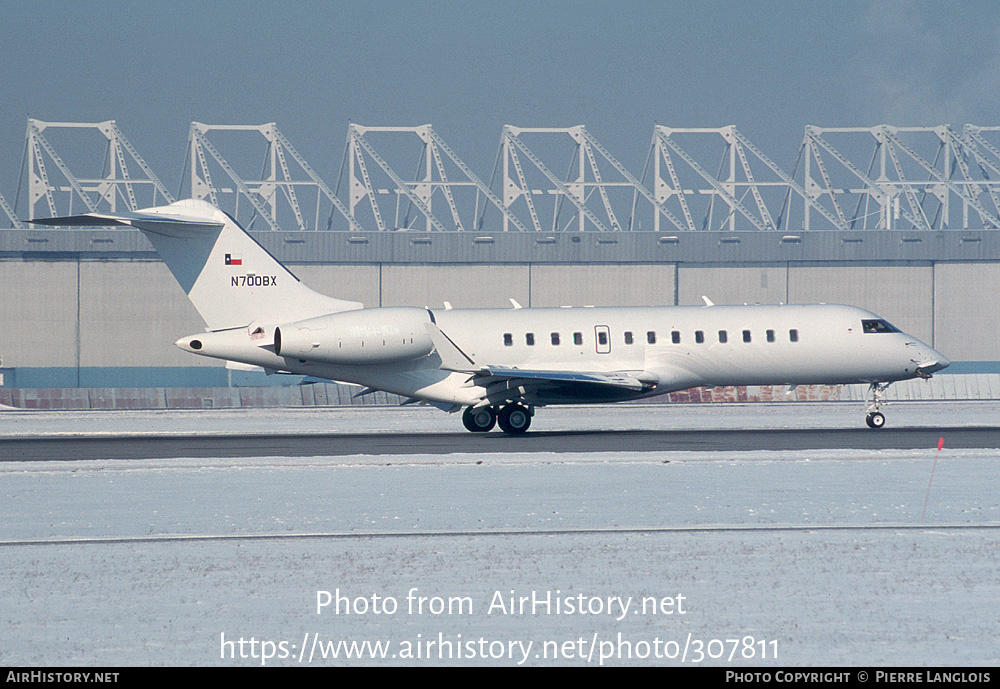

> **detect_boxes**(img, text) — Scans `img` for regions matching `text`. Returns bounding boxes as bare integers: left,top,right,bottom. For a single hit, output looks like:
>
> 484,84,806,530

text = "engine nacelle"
274,307,434,365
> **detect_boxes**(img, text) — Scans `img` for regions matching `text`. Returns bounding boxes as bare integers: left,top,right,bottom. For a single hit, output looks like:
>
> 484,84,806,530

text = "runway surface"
3,400,1000,460
4,426,1000,461
2,402,999,666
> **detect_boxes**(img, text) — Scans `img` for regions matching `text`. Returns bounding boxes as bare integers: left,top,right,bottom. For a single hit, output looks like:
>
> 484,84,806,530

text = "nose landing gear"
865,410,886,429
864,382,891,429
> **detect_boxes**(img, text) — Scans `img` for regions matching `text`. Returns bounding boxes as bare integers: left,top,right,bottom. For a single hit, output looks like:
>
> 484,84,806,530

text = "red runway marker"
922,437,944,523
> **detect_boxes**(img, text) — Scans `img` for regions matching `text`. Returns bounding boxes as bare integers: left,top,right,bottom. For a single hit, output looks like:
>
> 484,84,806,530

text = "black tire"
497,404,531,435
866,411,886,429
462,406,496,433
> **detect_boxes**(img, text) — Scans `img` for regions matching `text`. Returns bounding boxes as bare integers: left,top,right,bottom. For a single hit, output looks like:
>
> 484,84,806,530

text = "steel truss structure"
494,125,652,232
342,123,524,232
799,125,1000,231
18,119,173,221
1,190,22,228
12,119,1000,232
651,125,817,232
182,122,358,232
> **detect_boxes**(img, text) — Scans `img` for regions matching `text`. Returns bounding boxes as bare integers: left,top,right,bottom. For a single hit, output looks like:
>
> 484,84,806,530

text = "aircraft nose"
926,354,950,372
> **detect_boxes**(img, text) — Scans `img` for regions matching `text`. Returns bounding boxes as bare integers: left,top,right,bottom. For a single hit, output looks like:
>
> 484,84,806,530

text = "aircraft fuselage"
177,302,947,407
36,199,949,433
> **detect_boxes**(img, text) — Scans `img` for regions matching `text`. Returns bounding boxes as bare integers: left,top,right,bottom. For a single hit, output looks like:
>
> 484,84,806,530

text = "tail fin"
32,199,363,331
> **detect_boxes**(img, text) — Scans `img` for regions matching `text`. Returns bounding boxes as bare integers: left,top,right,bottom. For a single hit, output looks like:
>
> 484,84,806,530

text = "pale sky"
2,0,998,217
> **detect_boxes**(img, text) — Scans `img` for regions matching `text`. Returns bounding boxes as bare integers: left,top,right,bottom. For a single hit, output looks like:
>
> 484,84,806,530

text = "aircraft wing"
470,366,650,391
462,365,658,409
425,319,658,406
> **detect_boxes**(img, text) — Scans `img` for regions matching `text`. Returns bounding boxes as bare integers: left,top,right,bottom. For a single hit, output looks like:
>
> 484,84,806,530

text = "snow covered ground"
1,402,998,667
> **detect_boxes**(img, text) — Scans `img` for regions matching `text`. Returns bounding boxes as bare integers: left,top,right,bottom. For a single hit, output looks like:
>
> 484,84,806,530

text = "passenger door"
595,325,611,354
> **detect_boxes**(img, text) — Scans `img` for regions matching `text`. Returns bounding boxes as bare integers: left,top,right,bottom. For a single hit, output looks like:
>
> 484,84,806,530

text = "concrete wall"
678,262,941,351
294,264,381,309
788,263,935,346
934,262,1000,361
380,264,530,308
0,261,78,368
275,263,678,309
0,257,996,387
530,264,676,307
79,260,207,368
677,264,787,306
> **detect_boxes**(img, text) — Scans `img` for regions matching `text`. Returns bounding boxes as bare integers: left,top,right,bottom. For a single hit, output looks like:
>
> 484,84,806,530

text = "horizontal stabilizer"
30,214,132,227
29,208,226,236
29,199,363,331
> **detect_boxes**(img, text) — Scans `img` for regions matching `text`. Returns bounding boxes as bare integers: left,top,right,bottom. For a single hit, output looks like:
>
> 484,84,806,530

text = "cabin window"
789,329,799,342
647,331,656,344
862,319,898,334
743,330,752,343
526,333,535,346
551,332,560,345
574,332,583,345
597,330,608,346
624,331,634,345
503,333,513,347
718,330,728,343
695,330,704,344
766,329,775,343
671,331,681,344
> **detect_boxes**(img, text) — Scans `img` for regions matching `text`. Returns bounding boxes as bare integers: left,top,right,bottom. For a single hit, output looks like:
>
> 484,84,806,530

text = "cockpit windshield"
861,319,899,334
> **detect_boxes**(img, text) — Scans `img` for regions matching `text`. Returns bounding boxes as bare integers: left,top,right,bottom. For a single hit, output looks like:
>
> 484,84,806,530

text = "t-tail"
31,199,363,331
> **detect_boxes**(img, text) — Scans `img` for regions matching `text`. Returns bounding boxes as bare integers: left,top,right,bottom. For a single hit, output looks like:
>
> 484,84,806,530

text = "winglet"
702,296,715,307
425,322,477,371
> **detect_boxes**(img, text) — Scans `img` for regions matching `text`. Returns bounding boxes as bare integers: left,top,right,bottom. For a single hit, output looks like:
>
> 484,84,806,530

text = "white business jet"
35,199,949,434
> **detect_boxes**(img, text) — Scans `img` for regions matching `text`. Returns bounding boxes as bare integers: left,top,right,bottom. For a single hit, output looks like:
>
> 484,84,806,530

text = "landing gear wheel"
864,382,891,430
866,411,886,429
463,406,496,433
497,404,531,435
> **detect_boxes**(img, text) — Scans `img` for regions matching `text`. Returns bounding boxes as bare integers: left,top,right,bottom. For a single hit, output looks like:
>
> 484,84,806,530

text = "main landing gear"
462,406,496,432
864,382,891,429
462,403,532,435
